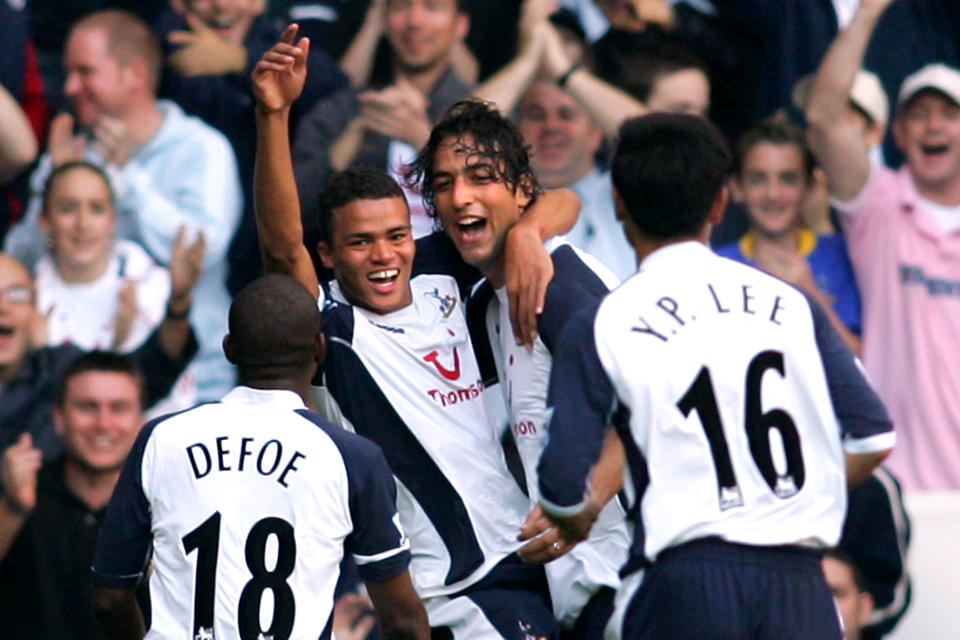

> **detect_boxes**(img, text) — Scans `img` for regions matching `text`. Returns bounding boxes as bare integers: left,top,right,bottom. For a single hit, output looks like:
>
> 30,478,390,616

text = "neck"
752,226,799,253
55,252,110,284
64,457,121,511
393,59,449,96
237,376,312,405
914,177,960,207
122,100,165,148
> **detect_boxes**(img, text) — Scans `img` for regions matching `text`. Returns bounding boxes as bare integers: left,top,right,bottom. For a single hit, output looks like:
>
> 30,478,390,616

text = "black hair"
616,43,709,104
55,350,146,409
823,548,868,593
406,99,542,218
227,274,322,377
735,111,815,181
612,113,731,239
42,160,115,214
306,167,407,247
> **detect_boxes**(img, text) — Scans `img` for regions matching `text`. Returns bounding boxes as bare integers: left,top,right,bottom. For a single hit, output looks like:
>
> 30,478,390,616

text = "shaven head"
71,10,163,92
225,275,323,382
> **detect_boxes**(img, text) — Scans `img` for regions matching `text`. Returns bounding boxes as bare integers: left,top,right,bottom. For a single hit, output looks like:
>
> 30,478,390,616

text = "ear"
317,241,335,270
728,175,745,203
455,11,470,41
892,117,906,153
313,331,326,364
857,591,875,627
612,187,628,223
53,407,67,438
123,56,151,93
222,334,236,364
707,185,729,228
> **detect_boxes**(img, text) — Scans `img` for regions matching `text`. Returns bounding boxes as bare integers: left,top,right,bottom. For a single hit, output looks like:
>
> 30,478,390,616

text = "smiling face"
55,370,143,473
0,255,35,382
318,197,415,314
386,0,467,75
518,81,603,189
63,26,135,126
895,91,960,197
431,136,531,284
182,0,262,45
733,142,810,239
42,165,116,281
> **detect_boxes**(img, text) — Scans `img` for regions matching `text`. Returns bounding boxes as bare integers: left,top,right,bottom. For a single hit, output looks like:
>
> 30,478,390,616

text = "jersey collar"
221,386,307,411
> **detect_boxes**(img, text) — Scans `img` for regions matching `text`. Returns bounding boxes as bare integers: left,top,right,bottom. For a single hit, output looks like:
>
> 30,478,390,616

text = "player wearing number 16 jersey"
90,275,428,640
536,114,895,640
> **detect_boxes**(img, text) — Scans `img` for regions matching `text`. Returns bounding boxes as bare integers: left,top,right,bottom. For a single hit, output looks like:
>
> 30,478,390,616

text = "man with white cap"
806,0,960,491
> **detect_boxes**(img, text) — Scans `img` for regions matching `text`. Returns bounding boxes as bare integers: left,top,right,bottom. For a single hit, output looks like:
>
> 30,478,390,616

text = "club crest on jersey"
423,347,461,380
424,287,457,318
518,620,547,640
194,628,213,640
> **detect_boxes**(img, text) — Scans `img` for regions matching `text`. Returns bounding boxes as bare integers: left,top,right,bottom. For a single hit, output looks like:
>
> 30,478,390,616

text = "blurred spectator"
715,112,862,354
26,0,169,113
0,0,48,241
293,0,471,238
4,10,242,402
155,0,349,294
839,467,911,640
0,352,148,639
616,43,710,117
0,245,198,461
822,549,875,640
0,85,38,189
806,0,960,491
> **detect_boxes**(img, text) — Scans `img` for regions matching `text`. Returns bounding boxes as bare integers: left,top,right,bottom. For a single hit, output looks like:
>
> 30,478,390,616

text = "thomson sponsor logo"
426,379,485,407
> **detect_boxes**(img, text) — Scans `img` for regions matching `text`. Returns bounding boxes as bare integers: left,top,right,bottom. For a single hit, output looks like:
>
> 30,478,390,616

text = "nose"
370,237,396,263
450,176,473,210
63,70,80,97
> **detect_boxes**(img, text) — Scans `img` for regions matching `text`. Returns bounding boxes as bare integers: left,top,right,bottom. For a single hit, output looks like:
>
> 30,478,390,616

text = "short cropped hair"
55,351,146,409
42,161,115,214
612,113,731,239
308,168,407,246
823,548,868,593
735,111,815,181
407,99,542,218
228,274,322,375
71,10,162,91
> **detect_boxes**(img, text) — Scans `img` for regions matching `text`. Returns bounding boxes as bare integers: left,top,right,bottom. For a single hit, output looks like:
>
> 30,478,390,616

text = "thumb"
17,433,33,450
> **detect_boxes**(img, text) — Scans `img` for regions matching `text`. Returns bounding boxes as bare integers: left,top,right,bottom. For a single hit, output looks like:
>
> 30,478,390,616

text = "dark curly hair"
405,99,542,218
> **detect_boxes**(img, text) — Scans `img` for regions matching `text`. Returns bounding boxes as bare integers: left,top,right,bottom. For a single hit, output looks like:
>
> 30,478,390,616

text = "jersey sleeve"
90,418,161,588
803,291,895,453
537,302,617,515
538,245,612,353
341,439,411,583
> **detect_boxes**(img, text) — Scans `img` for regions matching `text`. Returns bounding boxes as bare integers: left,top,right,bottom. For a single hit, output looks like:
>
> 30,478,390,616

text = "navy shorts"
621,538,842,640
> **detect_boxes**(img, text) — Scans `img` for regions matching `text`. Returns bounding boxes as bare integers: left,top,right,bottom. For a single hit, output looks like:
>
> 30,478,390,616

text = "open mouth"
0,324,15,348
921,143,950,157
456,216,487,240
368,269,400,290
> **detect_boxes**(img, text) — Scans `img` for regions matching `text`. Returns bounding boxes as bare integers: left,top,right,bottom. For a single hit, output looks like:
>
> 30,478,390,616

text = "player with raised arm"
251,26,579,639
91,274,427,640
536,113,895,640
406,100,630,637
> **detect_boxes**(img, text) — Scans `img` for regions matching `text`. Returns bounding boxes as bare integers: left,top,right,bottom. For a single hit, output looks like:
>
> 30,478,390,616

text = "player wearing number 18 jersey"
90,276,428,640
537,114,895,640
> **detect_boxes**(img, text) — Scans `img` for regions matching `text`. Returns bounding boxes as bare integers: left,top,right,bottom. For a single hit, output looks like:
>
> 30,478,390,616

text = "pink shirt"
836,164,960,491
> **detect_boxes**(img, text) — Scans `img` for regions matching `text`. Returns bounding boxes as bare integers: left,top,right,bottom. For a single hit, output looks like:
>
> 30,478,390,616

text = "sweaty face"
63,27,131,126
518,81,603,189
56,371,143,473
431,136,531,283
895,91,960,195
734,142,809,238
183,0,261,45
0,256,35,380
319,197,415,314
647,68,710,117
43,167,116,279
823,556,872,640
386,0,467,74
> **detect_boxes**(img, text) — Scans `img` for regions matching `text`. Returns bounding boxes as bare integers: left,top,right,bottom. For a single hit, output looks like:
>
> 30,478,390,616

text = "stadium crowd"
1,0,957,637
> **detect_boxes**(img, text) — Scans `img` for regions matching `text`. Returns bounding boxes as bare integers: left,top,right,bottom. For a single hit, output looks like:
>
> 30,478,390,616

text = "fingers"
184,12,212,34
166,30,196,45
517,526,570,564
280,23,299,44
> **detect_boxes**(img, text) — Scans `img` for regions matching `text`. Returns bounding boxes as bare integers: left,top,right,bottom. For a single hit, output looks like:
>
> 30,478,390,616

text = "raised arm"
339,0,386,88
0,84,38,184
252,25,321,299
805,0,894,201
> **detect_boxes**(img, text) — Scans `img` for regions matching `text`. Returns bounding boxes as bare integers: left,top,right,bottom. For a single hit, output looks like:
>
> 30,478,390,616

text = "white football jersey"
539,242,895,563
469,239,630,623
314,275,532,599
92,387,409,640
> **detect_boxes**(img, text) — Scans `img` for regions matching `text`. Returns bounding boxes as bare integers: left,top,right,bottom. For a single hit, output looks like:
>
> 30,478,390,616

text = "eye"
433,178,451,192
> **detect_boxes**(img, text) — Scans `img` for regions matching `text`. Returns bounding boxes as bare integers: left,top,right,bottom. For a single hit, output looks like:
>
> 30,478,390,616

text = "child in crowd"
715,113,863,355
